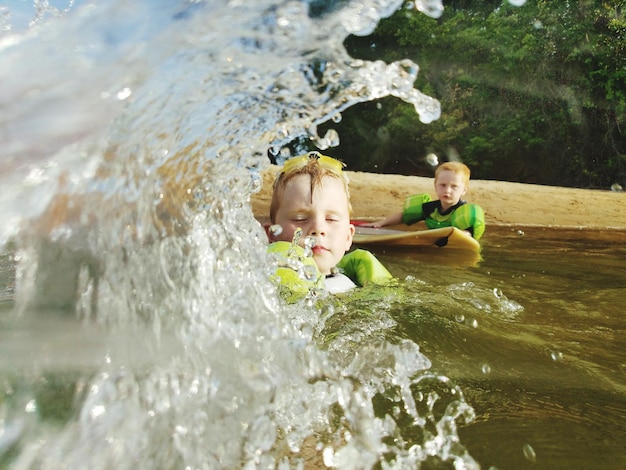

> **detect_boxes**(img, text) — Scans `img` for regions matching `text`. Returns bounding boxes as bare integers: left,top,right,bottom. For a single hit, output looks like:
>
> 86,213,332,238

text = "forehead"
436,170,465,184
281,174,349,205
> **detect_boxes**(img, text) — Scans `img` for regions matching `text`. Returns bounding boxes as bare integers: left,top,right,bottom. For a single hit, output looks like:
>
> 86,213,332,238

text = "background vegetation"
318,0,626,189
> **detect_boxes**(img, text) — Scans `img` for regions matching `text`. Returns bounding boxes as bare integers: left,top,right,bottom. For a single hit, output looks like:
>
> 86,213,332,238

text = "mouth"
311,245,327,255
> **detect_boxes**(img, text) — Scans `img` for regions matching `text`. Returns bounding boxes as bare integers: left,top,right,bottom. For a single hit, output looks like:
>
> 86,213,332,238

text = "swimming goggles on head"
281,151,345,176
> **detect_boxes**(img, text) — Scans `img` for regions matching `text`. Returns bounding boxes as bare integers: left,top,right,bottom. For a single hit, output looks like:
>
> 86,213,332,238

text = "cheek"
343,226,354,249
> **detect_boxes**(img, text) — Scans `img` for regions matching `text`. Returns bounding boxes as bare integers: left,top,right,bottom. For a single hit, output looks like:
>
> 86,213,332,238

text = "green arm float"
267,241,323,303
402,193,432,225
336,249,393,287
450,203,486,240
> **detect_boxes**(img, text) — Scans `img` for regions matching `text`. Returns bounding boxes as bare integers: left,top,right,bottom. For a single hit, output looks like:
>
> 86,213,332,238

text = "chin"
313,258,332,276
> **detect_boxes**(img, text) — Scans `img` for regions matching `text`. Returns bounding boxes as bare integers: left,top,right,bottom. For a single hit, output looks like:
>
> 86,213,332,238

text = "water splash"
0,1,482,468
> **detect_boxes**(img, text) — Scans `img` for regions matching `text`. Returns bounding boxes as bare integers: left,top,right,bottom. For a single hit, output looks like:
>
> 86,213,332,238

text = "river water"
370,226,626,469
1,1,625,469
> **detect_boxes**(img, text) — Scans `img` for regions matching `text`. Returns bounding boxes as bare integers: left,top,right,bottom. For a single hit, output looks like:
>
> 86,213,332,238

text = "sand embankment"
251,167,626,235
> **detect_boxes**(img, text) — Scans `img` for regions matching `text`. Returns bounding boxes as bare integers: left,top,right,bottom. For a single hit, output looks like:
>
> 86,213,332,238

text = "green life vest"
402,193,485,240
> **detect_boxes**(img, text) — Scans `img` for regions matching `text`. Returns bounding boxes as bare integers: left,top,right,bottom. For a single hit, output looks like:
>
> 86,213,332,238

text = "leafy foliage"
320,0,626,189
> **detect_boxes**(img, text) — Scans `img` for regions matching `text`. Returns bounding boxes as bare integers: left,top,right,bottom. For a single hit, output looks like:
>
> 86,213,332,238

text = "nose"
308,215,327,237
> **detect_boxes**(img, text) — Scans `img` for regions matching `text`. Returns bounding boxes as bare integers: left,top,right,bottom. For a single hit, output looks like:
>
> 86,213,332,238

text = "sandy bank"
251,167,626,234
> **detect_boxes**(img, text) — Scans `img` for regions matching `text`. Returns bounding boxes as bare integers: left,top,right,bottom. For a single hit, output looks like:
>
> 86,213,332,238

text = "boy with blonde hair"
266,151,392,299
368,161,485,240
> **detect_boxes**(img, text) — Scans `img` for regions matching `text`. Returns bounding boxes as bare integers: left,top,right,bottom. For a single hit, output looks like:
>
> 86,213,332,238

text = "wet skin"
269,174,354,275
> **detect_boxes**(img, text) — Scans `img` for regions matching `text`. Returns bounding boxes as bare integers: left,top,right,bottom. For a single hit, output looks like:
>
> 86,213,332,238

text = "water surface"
367,226,626,469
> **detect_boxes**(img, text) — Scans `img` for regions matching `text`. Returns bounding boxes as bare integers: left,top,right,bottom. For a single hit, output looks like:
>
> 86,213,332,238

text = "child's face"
434,169,467,210
270,174,355,275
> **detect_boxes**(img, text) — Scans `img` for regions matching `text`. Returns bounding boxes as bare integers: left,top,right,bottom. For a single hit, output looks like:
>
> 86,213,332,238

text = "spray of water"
0,1,481,468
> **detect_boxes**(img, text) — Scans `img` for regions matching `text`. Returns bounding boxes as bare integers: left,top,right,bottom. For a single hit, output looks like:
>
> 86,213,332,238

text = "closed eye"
326,214,343,222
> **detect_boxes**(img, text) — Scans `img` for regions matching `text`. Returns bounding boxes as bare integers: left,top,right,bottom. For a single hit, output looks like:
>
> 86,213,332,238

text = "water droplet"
331,113,342,123
303,235,317,256
323,446,335,466
116,87,132,100
292,227,302,245
550,350,563,361
493,288,503,299
303,265,318,281
268,146,280,157
610,183,623,192
508,0,527,6
481,364,491,374
89,405,106,419
455,314,465,323
523,443,536,463
248,171,263,194
288,228,303,257
320,303,335,319
304,236,317,249
425,153,439,166
415,0,444,19
25,399,37,413
322,128,340,148
517,229,525,236
269,224,283,236
470,319,478,328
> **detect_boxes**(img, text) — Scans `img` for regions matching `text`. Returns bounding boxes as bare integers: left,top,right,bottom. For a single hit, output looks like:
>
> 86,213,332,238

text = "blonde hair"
435,161,471,187
270,155,352,223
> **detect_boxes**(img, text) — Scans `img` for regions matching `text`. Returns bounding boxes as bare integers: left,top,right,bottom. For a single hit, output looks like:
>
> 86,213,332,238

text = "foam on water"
0,1,482,468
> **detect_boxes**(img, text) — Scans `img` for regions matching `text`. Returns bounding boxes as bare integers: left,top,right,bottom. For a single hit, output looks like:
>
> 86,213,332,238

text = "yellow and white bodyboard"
353,226,480,251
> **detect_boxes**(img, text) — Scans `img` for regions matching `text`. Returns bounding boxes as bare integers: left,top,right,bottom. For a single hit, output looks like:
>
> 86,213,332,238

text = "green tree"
323,0,626,189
